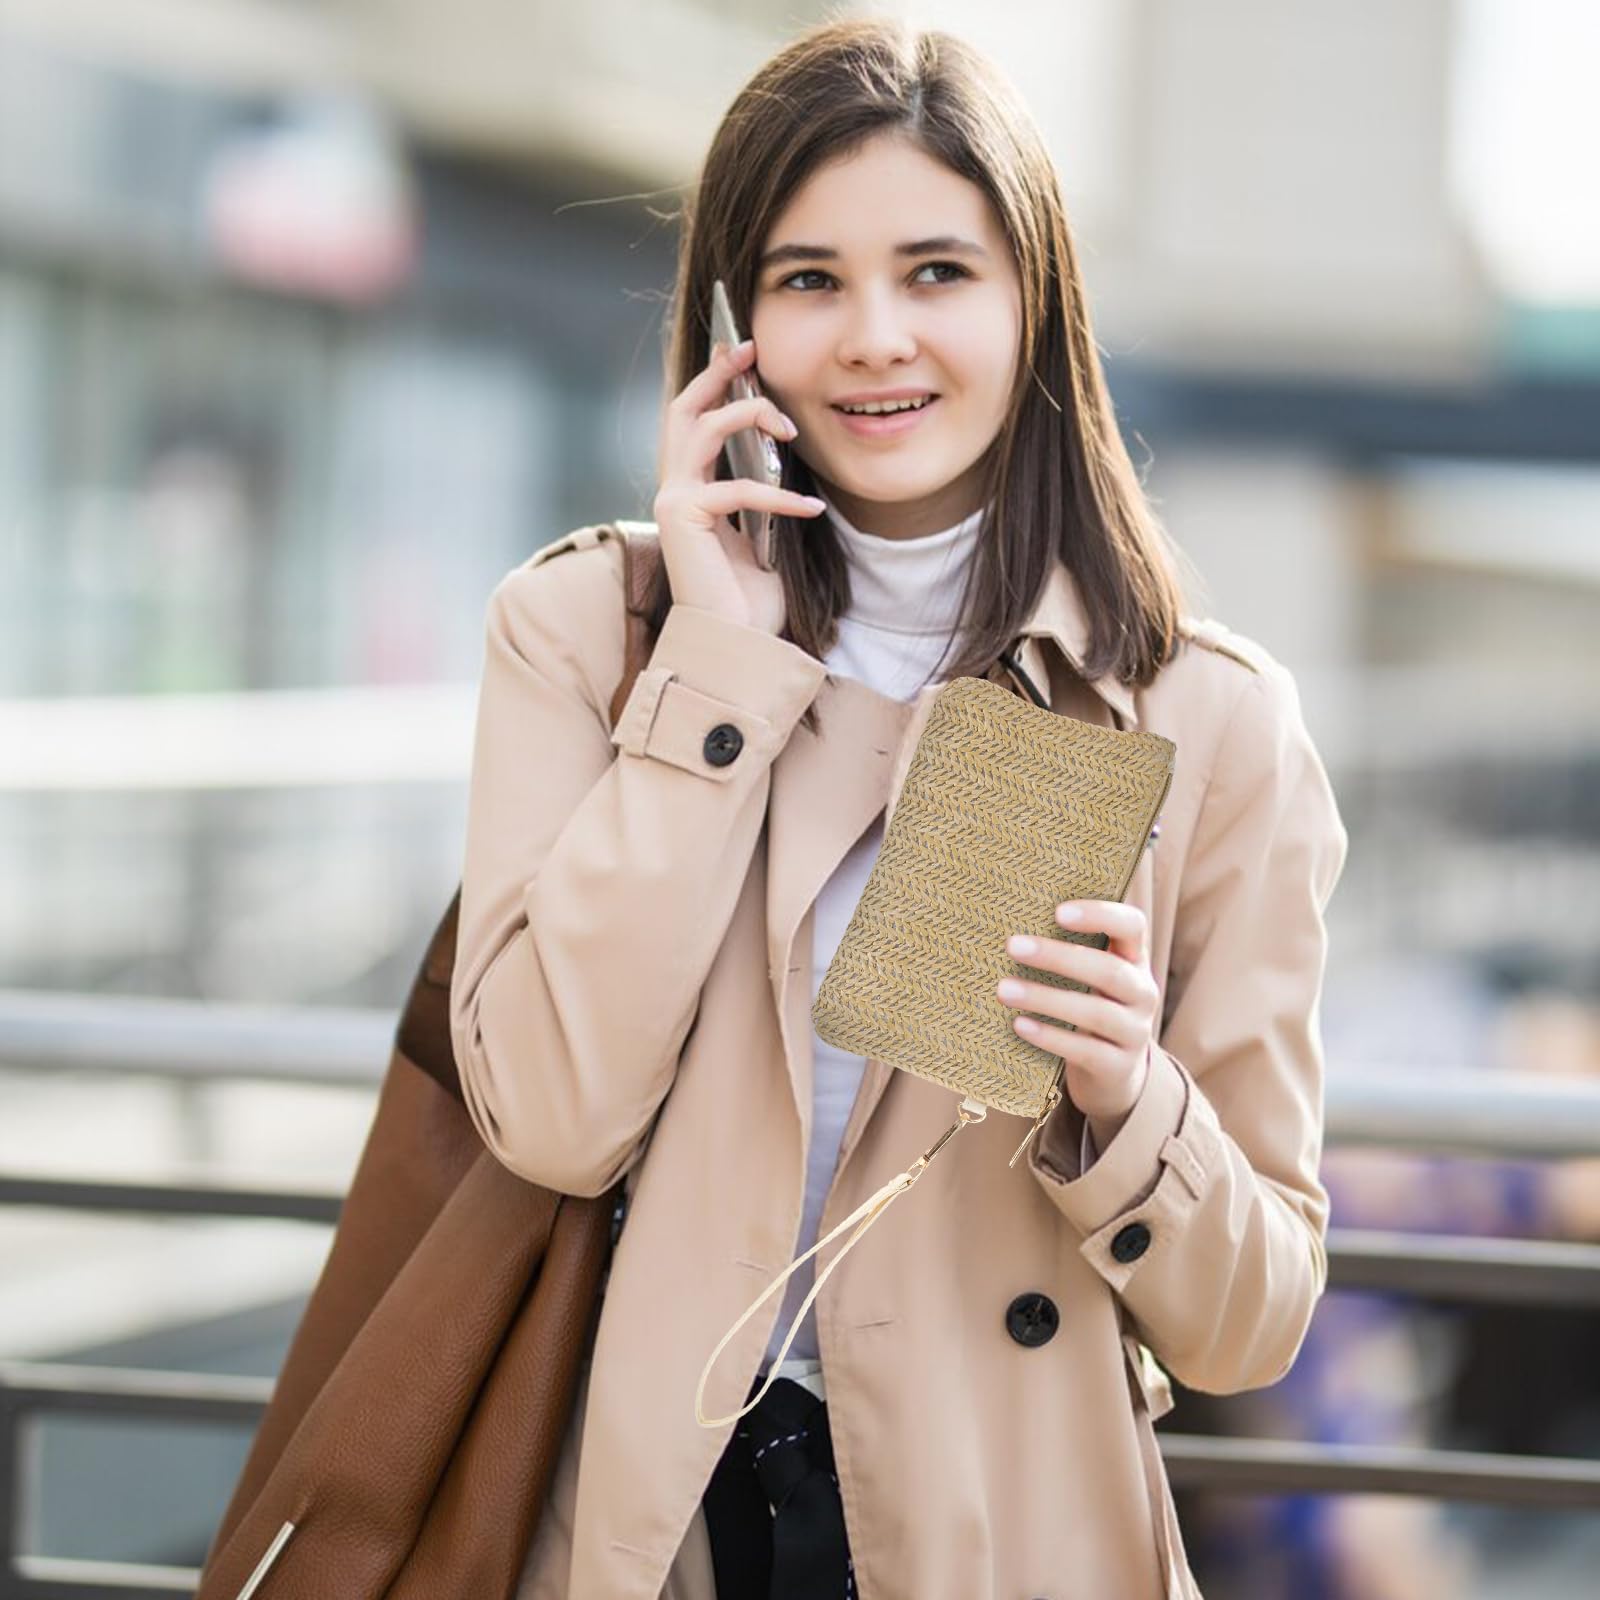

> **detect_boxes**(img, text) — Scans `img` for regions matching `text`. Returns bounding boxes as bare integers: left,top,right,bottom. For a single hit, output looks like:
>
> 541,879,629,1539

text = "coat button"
703,723,744,767
1004,1292,1059,1348
1111,1222,1152,1264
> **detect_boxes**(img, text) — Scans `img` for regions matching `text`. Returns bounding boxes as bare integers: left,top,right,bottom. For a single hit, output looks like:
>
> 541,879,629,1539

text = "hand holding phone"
709,279,785,571
651,287,827,636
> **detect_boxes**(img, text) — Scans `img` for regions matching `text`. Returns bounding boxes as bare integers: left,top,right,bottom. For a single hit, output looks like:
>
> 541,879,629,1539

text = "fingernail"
1007,936,1036,957
1056,904,1081,925
804,496,827,509
779,414,798,436
998,979,1026,1001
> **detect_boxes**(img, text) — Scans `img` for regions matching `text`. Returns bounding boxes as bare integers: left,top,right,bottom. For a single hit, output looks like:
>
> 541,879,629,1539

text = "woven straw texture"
812,674,1176,1119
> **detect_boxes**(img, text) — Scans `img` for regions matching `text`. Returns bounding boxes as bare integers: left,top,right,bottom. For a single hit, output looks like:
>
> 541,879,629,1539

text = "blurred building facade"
3,0,1597,1009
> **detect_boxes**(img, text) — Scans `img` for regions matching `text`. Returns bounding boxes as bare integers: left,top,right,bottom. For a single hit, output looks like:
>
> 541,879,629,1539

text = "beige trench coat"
449,522,1348,1600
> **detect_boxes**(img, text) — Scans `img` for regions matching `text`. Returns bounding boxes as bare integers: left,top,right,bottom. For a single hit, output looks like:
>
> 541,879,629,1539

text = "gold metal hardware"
1008,1081,1063,1168
234,1520,296,1600
913,1096,988,1176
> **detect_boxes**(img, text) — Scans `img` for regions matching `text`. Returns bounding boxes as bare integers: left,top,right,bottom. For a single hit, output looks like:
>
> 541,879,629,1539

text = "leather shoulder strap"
608,521,664,729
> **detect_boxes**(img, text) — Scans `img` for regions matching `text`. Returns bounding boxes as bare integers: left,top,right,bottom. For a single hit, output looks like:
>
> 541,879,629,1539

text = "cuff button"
1110,1222,1152,1264
703,723,744,766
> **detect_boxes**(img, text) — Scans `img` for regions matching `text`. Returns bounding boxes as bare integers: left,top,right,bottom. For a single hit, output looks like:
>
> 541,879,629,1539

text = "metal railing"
3,989,1600,1596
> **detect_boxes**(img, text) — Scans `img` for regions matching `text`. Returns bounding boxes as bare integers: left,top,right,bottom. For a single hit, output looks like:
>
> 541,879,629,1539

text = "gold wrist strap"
695,1097,988,1428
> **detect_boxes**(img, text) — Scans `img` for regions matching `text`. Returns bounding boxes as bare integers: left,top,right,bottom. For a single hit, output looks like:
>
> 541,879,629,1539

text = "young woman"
450,17,1347,1600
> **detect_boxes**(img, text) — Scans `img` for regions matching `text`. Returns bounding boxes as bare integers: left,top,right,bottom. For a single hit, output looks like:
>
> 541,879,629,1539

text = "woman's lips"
830,396,940,438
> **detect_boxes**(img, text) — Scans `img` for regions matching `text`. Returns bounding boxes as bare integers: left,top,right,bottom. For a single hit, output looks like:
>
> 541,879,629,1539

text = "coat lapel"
765,672,916,1123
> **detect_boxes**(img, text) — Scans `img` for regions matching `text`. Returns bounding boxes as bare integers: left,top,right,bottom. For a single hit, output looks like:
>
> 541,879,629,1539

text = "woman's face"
748,132,1024,542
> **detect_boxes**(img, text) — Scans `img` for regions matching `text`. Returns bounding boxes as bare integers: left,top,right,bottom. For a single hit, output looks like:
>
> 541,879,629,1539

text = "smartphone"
710,278,783,571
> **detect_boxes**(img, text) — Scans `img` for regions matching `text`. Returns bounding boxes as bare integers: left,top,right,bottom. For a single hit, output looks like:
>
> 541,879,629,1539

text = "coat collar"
1014,557,1139,730
762,557,1138,1134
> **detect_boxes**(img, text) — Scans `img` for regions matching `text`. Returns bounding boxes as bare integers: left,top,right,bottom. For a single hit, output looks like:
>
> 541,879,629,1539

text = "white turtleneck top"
763,490,986,1373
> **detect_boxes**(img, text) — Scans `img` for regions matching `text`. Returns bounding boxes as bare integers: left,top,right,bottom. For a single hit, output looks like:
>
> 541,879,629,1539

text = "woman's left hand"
995,901,1158,1145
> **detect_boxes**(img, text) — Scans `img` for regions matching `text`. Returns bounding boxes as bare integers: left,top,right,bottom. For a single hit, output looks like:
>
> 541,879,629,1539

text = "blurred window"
1449,0,1600,305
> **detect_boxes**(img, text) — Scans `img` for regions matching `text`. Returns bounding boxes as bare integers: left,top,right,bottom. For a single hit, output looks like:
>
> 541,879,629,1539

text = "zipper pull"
1008,1081,1063,1168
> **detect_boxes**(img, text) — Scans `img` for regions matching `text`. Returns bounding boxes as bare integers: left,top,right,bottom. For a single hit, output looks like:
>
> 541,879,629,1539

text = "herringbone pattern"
812,675,1176,1119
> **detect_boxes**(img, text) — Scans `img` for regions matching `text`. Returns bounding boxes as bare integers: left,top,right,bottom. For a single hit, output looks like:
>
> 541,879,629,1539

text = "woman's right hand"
653,338,829,637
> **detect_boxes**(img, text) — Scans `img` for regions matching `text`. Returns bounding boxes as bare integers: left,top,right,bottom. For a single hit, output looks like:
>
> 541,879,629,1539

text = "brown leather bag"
198,525,662,1600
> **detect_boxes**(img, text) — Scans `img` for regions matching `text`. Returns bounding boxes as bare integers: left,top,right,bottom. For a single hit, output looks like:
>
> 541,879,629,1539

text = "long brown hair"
650,15,1190,734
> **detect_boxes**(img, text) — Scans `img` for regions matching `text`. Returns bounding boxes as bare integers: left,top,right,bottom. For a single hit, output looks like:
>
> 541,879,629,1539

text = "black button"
1111,1222,1152,1264
1004,1292,1059,1348
703,723,744,767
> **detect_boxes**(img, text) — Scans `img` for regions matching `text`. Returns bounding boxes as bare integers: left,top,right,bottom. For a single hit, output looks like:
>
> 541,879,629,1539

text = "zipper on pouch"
1117,763,1173,903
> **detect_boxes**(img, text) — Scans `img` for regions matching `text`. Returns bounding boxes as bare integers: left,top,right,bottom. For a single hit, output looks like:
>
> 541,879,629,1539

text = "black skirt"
701,1374,857,1599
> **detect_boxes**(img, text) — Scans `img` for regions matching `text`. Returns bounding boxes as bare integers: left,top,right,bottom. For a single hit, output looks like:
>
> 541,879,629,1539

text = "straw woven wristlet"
696,672,1176,1427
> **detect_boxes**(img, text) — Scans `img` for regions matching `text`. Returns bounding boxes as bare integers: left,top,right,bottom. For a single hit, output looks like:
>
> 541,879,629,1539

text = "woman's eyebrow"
757,236,989,269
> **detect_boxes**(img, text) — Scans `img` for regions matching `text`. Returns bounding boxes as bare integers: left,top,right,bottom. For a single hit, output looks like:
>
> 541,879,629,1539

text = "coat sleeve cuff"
611,603,826,776
1029,1044,1213,1290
